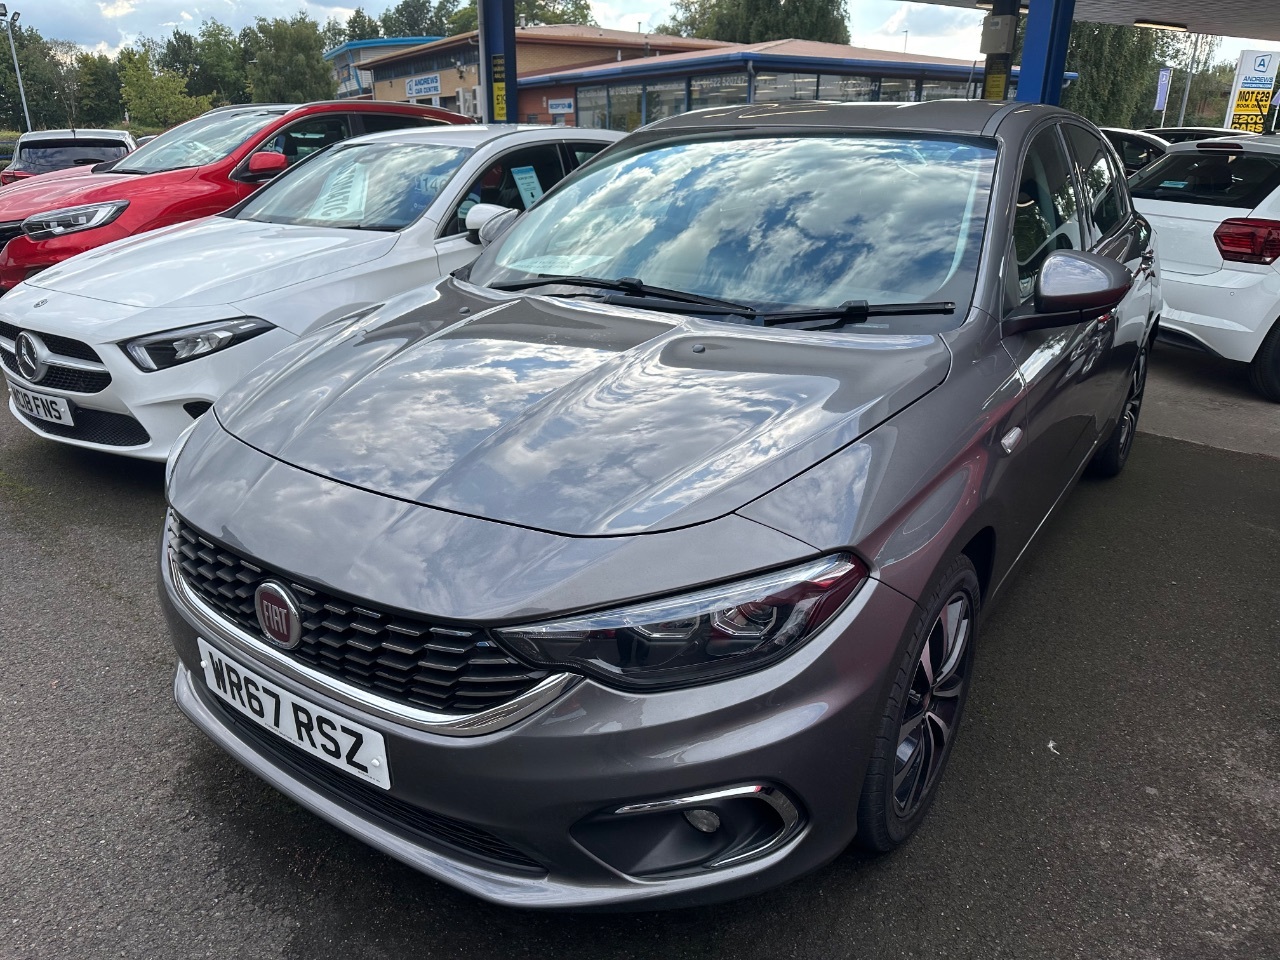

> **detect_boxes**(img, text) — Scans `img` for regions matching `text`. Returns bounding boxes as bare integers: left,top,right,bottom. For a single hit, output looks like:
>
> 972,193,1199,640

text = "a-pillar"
1015,0,1076,105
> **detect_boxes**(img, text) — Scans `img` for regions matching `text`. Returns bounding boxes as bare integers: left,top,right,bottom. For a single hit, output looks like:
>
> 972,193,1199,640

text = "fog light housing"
571,784,802,879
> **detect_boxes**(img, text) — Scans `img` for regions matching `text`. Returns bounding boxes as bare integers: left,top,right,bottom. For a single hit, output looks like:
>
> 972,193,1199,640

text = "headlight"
22,200,130,239
123,318,274,371
495,554,867,690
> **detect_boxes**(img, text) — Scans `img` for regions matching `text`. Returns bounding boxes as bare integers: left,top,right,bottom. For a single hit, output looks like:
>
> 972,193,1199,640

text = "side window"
254,116,352,168
1009,126,1084,305
442,144,566,237
359,113,441,134
1065,125,1126,239
568,142,609,170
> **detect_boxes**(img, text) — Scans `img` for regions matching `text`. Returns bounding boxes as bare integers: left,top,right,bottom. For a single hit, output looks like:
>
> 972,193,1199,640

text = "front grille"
172,517,548,715
12,405,150,446
0,320,102,362
1,345,112,393
212,698,546,874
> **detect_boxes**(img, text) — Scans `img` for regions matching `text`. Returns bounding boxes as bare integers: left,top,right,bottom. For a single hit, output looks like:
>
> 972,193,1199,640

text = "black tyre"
1249,320,1280,403
855,555,980,853
1088,340,1148,478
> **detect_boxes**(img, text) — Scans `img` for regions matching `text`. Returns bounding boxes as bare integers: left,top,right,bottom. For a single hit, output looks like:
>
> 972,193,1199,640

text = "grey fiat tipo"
161,100,1158,909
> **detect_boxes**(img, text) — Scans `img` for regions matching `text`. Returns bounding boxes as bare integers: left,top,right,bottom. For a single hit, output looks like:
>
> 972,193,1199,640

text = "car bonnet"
215,281,951,537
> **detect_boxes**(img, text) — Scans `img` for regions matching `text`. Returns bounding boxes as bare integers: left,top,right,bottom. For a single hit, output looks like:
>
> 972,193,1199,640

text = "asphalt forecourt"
0,399,1275,959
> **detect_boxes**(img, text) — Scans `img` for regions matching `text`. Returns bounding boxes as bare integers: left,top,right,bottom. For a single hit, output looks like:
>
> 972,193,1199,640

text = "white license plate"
197,638,391,790
8,381,74,426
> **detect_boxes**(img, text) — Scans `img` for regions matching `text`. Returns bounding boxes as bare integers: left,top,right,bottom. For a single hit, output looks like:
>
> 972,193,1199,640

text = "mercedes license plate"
197,637,390,789
8,381,74,426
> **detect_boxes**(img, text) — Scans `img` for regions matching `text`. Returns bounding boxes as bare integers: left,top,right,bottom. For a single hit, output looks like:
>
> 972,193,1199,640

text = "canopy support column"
1016,0,1076,105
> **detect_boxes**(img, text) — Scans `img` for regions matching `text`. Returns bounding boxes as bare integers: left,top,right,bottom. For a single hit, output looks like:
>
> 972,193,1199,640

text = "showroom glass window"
471,134,997,331
878,79,919,102
921,80,973,101
1009,126,1084,303
817,75,876,102
608,84,644,132
1063,124,1126,238
753,73,819,102
577,86,608,129
645,80,689,123
690,74,750,109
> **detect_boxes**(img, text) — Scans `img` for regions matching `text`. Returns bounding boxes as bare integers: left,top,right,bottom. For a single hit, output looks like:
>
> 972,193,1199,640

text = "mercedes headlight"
495,554,867,690
22,200,130,239
123,318,274,371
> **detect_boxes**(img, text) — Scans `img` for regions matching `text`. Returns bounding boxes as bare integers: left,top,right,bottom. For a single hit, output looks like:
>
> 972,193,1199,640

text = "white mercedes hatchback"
0,124,621,458
1129,136,1280,400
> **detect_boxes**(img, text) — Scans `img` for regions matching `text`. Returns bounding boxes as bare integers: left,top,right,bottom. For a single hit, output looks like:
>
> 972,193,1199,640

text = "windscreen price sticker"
1230,89,1274,134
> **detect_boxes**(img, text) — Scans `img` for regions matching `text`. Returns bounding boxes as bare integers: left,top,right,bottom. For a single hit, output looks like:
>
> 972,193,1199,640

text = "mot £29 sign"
1225,51,1279,134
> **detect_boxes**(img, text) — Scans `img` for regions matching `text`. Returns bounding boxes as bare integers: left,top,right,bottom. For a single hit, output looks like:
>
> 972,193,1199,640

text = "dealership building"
358,24,996,128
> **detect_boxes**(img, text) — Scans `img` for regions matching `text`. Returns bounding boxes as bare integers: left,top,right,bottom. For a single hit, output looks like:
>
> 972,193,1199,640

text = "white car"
1129,136,1280,400
0,124,621,458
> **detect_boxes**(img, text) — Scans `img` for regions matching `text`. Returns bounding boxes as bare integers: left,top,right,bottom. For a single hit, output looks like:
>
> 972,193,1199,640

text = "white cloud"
98,0,138,18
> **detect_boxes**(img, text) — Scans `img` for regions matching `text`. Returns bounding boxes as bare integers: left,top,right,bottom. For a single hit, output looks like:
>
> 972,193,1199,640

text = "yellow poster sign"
1229,87,1273,134
491,55,507,122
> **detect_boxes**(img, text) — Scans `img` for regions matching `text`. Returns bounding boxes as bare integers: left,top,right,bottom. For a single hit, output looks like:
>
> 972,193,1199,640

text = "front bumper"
161,532,919,910
3,325,295,460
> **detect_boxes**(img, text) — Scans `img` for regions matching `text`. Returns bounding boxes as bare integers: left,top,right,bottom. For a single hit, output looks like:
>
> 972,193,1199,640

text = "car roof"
1101,127,1169,145
18,129,133,141
640,100,1084,140
337,124,622,150
1165,137,1280,156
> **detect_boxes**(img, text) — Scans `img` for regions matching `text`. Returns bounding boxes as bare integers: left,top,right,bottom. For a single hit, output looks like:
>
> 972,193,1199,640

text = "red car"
0,101,471,292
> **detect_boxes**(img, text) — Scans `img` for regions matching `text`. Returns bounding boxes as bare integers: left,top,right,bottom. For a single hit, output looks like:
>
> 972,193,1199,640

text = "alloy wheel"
1118,347,1148,462
893,592,972,818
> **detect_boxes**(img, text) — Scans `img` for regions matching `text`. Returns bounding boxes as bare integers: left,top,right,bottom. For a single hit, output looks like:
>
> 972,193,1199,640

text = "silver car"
161,101,1158,909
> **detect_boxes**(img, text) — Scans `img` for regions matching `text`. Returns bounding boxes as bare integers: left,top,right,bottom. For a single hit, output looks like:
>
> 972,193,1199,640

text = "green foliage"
1058,24,1162,127
244,13,337,103
119,47,214,128
381,0,460,37
656,0,848,43
76,53,123,127
192,21,251,104
347,8,384,41
444,0,596,36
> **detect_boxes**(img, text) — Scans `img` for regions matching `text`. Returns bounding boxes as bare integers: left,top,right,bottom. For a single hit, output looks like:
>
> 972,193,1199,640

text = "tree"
381,0,460,37
244,14,337,102
48,39,82,128
347,8,384,41
656,0,847,43
192,20,250,103
444,0,596,36
77,52,124,127
1057,24,1162,127
119,46,213,127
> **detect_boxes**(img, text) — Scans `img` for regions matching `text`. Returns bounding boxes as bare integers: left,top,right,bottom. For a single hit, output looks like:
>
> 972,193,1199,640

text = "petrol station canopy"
929,0,1280,42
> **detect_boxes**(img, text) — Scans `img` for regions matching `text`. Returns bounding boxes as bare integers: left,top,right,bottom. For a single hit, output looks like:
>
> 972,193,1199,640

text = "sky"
30,0,1278,67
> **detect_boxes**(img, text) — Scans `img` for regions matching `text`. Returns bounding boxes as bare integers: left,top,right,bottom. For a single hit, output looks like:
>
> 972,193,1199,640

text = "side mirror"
465,203,518,246
245,151,288,180
1003,250,1133,336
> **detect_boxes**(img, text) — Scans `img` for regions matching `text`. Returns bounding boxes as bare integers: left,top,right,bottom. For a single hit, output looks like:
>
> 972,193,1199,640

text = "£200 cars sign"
1225,51,1279,134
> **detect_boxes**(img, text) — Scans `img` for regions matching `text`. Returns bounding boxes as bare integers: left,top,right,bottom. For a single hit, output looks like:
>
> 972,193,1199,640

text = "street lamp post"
0,5,31,132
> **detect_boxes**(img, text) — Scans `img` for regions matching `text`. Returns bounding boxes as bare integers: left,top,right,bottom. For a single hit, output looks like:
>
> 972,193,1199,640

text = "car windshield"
469,133,997,330
235,141,472,230
1129,150,1280,208
14,140,130,171
113,109,288,174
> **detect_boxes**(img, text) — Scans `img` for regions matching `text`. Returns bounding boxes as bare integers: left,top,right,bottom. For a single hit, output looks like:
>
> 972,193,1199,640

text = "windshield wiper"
488,275,754,312
756,300,956,330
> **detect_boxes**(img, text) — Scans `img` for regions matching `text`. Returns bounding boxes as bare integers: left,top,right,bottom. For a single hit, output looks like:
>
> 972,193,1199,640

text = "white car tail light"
1213,218,1280,265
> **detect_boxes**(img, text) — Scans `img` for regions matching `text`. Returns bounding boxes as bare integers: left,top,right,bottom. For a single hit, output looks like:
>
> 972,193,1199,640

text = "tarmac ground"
1,347,1277,960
